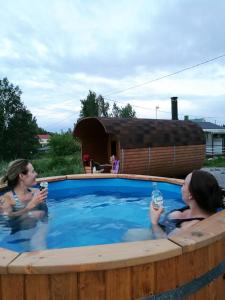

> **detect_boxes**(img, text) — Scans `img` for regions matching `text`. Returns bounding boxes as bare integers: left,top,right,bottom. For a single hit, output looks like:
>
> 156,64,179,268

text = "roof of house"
194,121,224,130
37,134,50,139
74,117,205,148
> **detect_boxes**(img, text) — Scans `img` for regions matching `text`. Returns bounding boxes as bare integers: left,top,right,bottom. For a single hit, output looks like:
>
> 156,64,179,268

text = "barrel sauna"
73,117,205,177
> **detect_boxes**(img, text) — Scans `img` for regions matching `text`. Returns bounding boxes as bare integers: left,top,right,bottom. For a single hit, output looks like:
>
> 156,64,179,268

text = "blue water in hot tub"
0,178,184,252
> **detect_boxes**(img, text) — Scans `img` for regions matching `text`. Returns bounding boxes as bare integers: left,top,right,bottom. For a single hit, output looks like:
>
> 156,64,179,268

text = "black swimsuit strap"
169,206,189,214
176,217,205,228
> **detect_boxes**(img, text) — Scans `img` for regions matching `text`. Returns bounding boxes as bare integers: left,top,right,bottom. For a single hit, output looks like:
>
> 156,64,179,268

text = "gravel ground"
201,167,225,189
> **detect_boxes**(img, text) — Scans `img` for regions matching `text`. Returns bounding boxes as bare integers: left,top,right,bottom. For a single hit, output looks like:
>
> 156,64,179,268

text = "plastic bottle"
151,182,164,209
39,181,48,190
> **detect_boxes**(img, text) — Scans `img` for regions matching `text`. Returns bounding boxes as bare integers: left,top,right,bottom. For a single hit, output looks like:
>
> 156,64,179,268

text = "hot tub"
0,173,225,299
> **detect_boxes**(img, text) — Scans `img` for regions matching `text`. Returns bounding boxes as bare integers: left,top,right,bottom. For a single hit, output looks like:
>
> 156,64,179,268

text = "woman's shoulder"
179,219,200,229
169,206,189,219
1,191,14,204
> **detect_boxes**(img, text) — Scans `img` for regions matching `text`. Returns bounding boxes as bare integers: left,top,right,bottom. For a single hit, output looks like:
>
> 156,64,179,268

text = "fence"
206,145,225,157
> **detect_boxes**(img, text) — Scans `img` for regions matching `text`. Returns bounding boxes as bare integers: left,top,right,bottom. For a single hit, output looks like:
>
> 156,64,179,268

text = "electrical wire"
36,53,225,130
103,53,225,97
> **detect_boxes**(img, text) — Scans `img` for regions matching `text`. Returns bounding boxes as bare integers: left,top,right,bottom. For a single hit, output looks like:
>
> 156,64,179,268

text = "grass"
203,156,225,168
0,152,84,179
1,153,225,180
31,153,83,177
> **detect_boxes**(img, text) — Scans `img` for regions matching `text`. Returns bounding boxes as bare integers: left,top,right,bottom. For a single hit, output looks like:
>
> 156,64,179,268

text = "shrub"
49,132,80,156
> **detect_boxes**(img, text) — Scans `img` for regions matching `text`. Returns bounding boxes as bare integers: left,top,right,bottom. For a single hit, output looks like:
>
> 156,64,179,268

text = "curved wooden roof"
74,117,205,149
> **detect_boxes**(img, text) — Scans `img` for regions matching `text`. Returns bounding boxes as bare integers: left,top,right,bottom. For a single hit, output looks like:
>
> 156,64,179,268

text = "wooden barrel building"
73,117,205,177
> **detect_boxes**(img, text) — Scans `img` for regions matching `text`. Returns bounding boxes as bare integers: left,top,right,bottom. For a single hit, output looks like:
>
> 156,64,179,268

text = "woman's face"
181,172,192,203
20,163,37,187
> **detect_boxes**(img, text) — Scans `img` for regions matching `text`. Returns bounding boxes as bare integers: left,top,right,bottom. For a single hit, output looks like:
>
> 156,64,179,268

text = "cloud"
0,0,225,131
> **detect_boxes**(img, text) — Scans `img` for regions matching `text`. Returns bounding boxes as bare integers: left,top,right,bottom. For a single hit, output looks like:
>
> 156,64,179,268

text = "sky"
1,0,225,132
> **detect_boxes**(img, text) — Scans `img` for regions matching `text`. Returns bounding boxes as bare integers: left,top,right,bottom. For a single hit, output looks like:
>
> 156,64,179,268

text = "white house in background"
194,122,225,156
37,134,50,149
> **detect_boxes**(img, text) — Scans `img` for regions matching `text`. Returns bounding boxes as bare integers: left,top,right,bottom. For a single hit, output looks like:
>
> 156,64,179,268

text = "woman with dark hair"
0,159,48,250
150,170,224,238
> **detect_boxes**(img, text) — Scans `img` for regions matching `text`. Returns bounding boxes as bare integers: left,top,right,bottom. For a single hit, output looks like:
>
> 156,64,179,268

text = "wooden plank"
37,176,66,183
67,174,117,179
106,268,131,300
0,274,24,300
123,160,148,165
123,153,148,158
131,263,155,299
117,174,183,185
78,271,105,300
175,247,223,300
51,273,78,300
122,144,205,177
124,167,149,172
8,240,181,274
25,274,50,300
212,275,225,299
0,248,19,274
193,247,210,279
124,155,148,161
207,241,224,299
124,148,149,153
176,252,196,287
123,152,148,157
154,257,177,293
174,157,205,163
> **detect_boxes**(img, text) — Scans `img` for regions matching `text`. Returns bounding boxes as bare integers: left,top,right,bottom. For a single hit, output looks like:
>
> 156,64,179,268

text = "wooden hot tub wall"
0,174,224,300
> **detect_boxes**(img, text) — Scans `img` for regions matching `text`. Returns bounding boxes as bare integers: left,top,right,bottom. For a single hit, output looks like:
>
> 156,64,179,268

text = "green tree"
0,77,39,160
80,90,110,117
111,102,136,118
111,102,120,117
80,90,99,117
49,131,81,156
120,103,136,118
79,90,136,119
37,127,51,134
97,95,109,117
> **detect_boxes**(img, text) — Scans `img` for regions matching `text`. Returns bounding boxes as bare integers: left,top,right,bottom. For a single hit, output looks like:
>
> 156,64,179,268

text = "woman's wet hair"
189,170,224,213
1,159,30,189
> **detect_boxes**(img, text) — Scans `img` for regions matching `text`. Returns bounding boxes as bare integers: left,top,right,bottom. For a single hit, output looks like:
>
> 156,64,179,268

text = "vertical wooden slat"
192,247,210,300
79,271,105,300
106,268,131,300
25,274,50,300
207,240,225,299
176,252,196,287
131,263,155,299
51,273,78,300
0,274,24,300
154,257,177,294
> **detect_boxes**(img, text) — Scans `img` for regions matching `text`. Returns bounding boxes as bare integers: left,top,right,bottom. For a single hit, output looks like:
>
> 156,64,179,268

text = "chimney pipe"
171,97,178,120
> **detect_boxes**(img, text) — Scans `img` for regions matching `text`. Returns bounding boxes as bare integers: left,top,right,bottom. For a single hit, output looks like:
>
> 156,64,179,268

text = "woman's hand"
149,201,164,225
26,189,48,211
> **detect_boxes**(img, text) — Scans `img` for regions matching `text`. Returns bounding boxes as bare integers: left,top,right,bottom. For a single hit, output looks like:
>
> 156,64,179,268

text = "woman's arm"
149,202,167,238
2,189,47,218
